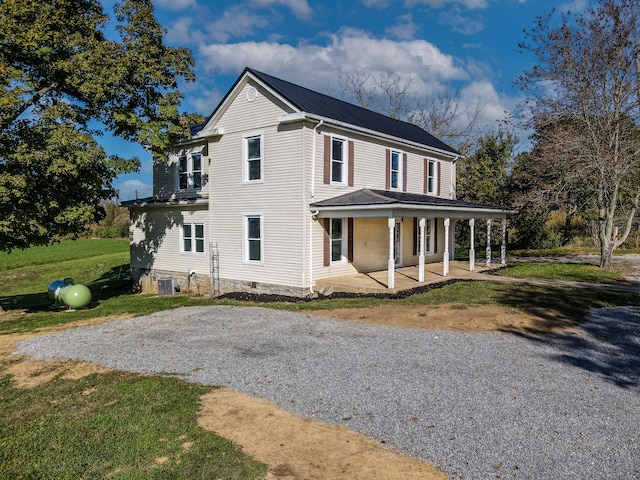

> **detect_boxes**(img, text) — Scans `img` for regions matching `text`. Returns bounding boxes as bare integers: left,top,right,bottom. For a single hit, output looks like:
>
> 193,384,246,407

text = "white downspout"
309,120,324,294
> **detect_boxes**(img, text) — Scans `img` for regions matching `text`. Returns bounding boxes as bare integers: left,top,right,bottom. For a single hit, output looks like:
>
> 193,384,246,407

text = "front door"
394,221,402,267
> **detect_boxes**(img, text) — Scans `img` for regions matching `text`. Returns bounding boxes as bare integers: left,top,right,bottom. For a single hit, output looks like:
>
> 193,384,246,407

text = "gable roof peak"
205,67,459,156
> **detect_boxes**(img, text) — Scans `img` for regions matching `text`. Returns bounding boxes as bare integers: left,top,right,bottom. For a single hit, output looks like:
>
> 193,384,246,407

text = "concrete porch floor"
315,261,500,294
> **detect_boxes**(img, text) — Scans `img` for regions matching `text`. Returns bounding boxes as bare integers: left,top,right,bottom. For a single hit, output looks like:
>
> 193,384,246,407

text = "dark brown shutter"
385,149,390,190
437,161,442,196
412,217,418,256
403,153,408,192
434,219,438,253
423,158,428,194
347,218,354,262
323,218,330,266
348,141,354,186
324,135,331,184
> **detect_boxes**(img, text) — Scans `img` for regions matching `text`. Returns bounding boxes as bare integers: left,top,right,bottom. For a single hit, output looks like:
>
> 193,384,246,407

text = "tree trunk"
600,238,614,268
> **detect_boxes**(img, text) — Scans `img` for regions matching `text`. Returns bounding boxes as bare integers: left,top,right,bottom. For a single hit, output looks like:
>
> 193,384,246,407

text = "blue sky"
112,0,590,200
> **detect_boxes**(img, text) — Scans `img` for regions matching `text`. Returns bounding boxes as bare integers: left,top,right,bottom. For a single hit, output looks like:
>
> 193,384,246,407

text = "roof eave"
122,197,209,208
311,203,514,219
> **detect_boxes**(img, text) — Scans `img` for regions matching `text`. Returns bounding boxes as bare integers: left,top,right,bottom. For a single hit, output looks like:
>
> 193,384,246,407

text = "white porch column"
469,218,475,272
486,219,492,268
501,218,507,265
388,217,395,289
443,217,450,276
418,217,426,282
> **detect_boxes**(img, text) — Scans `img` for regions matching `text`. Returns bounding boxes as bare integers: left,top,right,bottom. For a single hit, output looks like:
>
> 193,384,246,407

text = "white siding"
130,206,210,275
208,81,307,288
152,143,209,200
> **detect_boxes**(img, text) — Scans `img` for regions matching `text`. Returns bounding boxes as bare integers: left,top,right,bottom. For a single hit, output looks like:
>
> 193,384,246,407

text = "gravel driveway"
16,305,640,479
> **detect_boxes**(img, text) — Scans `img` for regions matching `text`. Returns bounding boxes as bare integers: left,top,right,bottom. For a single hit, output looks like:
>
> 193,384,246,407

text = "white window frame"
330,135,348,185
243,131,264,183
416,218,435,254
390,149,403,190
330,218,347,263
181,223,205,254
427,158,438,195
178,152,204,191
244,214,264,264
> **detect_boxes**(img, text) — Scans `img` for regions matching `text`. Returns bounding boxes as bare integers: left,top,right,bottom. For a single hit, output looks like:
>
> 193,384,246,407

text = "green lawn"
0,370,267,479
1,239,639,478
499,261,633,284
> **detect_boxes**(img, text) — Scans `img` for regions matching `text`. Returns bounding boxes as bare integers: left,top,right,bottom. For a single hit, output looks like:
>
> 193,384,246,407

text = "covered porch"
315,260,499,294
312,189,514,291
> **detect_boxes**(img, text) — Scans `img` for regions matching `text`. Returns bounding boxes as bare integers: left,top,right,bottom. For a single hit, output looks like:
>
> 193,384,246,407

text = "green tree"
456,130,516,206
0,0,194,251
518,0,640,267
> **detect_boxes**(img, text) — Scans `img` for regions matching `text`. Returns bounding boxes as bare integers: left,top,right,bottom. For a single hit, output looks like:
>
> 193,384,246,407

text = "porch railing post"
486,219,492,268
469,218,475,272
443,217,450,276
419,217,425,282
388,217,395,289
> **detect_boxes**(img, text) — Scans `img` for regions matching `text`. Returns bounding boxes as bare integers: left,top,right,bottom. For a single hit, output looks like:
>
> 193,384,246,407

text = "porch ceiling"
311,189,514,219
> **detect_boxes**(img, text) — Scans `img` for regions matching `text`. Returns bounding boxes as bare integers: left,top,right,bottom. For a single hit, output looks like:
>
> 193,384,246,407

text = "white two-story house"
126,68,511,296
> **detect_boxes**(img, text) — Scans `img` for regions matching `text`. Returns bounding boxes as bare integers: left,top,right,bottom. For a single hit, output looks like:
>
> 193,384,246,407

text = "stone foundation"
132,267,211,296
131,267,308,298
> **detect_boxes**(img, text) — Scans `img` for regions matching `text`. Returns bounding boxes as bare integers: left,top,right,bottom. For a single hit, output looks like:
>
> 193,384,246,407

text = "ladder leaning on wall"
209,242,220,297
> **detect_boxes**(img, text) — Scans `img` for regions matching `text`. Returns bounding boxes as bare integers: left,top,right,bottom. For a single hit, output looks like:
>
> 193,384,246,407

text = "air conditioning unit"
158,277,177,296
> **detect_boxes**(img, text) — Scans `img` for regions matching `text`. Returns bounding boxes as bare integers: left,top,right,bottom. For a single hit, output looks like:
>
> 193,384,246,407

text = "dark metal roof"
311,189,511,211
248,68,459,155
199,67,459,156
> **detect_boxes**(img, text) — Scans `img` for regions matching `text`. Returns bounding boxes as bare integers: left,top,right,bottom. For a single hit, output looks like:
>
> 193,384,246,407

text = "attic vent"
246,86,258,102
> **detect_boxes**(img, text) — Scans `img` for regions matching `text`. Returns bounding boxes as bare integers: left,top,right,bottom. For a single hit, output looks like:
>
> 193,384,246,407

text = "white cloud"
117,179,152,201
205,6,271,43
154,0,197,10
199,28,468,97
361,0,392,8
249,0,313,20
459,80,512,126
439,11,485,35
406,0,489,9
165,16,206,45
386,13,420,40
559,0,589,14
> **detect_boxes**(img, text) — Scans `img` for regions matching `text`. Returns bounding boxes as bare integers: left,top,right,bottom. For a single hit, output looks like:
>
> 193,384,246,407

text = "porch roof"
311,189,514,219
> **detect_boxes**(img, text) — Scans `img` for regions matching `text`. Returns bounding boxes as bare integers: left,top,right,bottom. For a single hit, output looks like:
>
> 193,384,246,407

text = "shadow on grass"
492,285,640,391
0,265,132,314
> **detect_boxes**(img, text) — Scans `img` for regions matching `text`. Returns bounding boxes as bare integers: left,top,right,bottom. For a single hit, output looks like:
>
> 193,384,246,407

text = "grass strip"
0,370,267,479
498,262,633,284
0,239,129,271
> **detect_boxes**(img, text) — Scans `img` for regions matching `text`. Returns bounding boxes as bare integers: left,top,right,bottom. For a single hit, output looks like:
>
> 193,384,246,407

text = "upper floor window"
331,137,347,184
244,132,263,183
182,223,204,254
178,153,203,190
324,135,353,186
427,158,438,195
390,150,402,190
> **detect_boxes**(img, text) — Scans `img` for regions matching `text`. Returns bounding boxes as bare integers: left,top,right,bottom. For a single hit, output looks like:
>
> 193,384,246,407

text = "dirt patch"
199,387,447,480
308,303,579,335
1,303,568,479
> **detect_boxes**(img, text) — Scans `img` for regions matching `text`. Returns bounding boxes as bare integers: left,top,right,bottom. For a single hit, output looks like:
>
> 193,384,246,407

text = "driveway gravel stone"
16,305,640,479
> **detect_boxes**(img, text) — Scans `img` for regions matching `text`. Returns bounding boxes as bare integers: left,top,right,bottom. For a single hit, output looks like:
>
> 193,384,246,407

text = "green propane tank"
47,278,92,309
